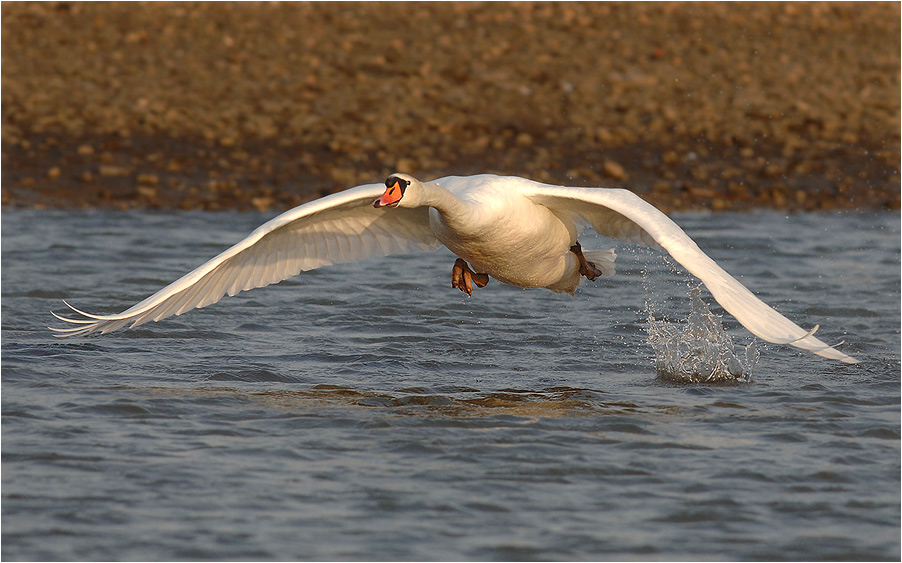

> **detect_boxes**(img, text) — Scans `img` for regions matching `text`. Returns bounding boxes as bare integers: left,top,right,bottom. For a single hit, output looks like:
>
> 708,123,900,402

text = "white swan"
51,173,857,364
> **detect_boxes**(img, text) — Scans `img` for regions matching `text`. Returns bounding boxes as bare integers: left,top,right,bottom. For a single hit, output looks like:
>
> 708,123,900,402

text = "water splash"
647,287,759,383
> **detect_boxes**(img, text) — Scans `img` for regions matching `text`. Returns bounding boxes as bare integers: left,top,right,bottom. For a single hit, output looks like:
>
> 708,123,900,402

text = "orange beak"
374,181,404,208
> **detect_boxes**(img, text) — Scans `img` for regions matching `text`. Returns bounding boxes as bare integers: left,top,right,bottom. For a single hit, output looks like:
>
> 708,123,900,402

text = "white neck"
396,176,478,232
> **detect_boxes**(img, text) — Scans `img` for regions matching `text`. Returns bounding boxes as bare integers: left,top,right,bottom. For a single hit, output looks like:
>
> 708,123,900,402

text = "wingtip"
61,299,110,320
763,324,858,365
811,339,859,365
50,300,105,337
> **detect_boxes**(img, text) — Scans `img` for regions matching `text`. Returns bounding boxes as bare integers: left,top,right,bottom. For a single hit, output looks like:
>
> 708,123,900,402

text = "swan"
51,173,858,364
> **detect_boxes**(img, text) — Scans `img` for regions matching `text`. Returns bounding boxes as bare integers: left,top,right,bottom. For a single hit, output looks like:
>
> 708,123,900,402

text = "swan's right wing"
523,183,858,364
51,183,440,337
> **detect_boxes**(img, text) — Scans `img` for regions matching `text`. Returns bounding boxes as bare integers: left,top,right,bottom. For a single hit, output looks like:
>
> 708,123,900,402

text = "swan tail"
583,248,617,276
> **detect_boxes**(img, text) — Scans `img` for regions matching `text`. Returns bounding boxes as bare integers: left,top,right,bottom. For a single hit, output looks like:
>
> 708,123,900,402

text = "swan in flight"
51,173,857,364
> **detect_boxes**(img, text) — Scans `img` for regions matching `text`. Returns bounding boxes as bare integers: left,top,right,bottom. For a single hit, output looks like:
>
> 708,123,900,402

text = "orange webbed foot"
451,258,489,296
570,242,603,281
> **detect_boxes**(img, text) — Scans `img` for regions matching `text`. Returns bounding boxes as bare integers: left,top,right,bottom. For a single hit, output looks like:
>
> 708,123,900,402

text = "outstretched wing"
523,183,858,364
52,183,440,337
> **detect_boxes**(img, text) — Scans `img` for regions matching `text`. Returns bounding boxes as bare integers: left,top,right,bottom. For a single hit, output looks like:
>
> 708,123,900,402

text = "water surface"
3,209,899,560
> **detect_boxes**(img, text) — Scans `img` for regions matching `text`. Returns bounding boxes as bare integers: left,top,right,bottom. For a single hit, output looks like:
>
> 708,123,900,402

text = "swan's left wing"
522,183,857,364
51,183,440,337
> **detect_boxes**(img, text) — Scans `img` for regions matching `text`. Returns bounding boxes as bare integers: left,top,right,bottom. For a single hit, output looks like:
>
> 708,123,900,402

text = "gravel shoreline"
3,2,899,212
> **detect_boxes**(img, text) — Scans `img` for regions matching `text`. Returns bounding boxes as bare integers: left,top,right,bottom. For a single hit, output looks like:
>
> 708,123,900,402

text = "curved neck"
419,182,470,220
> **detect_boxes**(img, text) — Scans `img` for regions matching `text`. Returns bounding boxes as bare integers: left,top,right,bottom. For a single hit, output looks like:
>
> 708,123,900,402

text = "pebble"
136,186,157,198
602,161,628,181
99,165,129,177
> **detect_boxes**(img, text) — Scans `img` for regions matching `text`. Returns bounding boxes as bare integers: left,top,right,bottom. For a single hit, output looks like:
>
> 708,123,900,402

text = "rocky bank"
2,2,899,212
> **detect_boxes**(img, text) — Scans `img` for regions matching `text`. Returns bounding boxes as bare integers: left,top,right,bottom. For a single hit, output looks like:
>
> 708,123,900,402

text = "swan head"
373,173,420,208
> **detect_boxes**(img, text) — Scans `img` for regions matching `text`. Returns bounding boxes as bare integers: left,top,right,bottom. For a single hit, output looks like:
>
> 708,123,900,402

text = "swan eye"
385,176,409,192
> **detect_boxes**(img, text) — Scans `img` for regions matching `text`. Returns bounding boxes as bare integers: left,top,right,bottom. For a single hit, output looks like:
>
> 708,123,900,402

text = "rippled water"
3,209,899,560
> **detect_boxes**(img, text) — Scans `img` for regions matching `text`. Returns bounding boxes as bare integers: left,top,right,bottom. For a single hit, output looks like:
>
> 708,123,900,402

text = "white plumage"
51,173,857,364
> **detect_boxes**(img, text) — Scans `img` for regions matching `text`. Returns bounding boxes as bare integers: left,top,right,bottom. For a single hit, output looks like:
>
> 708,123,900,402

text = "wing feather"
523,183,857,364
53,183,439,336
191,264,229,310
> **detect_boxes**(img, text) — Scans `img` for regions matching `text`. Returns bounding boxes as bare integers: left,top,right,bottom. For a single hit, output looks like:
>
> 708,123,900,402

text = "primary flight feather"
51,173,857,364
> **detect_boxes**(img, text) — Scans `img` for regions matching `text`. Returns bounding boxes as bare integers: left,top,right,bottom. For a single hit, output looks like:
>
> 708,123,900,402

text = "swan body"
52,173,858,364
424,175,583,291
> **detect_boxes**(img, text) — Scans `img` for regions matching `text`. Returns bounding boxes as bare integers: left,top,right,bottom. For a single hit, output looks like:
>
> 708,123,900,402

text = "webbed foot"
451,258,489,296
570,242,603,281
